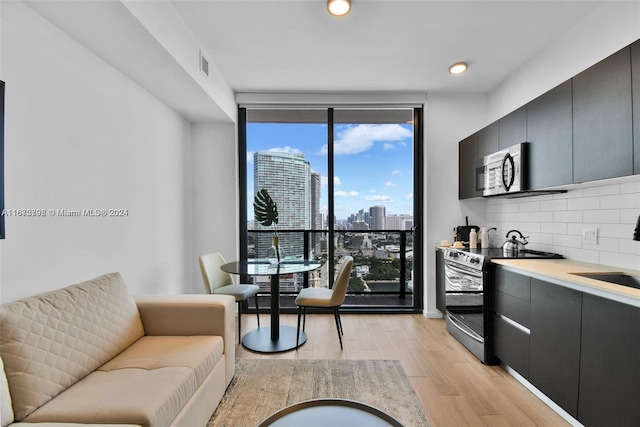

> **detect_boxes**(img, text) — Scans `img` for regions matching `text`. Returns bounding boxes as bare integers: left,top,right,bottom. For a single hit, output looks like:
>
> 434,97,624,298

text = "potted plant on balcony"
254,189,283,264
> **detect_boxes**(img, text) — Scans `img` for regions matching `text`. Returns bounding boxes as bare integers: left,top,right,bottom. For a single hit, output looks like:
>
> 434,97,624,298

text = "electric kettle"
502,229,529,257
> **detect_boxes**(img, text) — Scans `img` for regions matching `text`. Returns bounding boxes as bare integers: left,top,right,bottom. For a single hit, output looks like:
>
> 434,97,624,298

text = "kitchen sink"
570,272,640,290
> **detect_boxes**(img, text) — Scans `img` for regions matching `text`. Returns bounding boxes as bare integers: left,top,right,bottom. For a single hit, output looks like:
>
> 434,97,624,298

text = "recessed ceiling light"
327,0,351,17
449,62,468,75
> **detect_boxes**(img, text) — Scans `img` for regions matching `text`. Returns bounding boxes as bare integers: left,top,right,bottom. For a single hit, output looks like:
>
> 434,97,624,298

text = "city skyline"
247,120,414,221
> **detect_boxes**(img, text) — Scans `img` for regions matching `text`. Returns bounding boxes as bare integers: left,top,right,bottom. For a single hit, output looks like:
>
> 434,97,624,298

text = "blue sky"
247,122,414,221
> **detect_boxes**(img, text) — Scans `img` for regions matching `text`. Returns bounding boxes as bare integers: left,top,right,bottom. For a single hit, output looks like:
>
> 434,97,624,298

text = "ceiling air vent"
199,49,209,77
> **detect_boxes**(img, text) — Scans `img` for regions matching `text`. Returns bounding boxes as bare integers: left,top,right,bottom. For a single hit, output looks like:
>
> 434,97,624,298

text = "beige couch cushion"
22,336,223,427
0,273,144,421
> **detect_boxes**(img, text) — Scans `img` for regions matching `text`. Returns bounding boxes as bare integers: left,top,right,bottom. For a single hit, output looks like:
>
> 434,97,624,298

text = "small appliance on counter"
453,216,479,247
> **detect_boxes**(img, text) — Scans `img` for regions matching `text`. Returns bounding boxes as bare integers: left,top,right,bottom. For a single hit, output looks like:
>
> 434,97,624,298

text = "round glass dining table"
220,259,321,353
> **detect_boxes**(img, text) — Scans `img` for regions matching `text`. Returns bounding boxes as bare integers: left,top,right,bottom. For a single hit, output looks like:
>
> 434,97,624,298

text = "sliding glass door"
239,106,423,312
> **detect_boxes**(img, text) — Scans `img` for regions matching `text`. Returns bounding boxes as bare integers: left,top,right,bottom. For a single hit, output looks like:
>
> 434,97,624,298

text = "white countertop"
491,258,640,307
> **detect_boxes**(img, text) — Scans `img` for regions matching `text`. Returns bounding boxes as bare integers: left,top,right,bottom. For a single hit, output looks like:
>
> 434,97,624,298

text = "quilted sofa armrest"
133,294,235,383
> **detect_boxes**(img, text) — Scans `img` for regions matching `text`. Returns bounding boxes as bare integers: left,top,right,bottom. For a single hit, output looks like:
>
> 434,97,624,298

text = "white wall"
0,2,195,301
424,93,488,316
191,122,239,287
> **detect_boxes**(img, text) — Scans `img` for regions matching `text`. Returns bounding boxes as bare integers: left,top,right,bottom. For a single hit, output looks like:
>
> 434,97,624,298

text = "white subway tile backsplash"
600,194,640,209
619,239,640,256
582,184,620,197
484,177,640,270
620,181,640,194
554,210,583,223
541,199,567,211
519,201,541,212
567,197,599,211
566,247,600,264
599,251,640,270
541,223,567,234
600,223,637,239
531,211,554,223
553,234,582,248
620,209,640,224
584,237,619,253
583,210,620,224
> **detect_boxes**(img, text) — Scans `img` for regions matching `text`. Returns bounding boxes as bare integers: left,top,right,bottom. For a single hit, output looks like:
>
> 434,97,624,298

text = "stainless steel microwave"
483,142,528,196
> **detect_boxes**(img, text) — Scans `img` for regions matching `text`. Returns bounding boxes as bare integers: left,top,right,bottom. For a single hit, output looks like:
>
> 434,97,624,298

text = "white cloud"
334,176,342,186
383,143,395,151
247,151,255,164
319,124,412,155
392,170,402,176
406,193,413,199
384,181,397,187
365,194,393,202
321,176,342,187
335,190,359,197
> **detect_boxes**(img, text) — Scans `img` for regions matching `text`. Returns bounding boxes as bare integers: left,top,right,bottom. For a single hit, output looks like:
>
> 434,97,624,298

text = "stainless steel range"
443,246,563,364
443,248,491,363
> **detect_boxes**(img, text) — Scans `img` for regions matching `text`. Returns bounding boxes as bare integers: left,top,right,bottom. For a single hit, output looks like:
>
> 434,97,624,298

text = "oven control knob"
470,258,480,264
449,252,459,258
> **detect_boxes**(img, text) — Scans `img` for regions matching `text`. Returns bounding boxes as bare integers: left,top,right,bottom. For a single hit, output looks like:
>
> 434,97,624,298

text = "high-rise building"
254,151,311,258
386,214,414,230
369,205,386,230
310,172,322,256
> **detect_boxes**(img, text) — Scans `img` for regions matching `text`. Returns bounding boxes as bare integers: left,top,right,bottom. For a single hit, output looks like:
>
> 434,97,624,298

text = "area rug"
208,359,431,427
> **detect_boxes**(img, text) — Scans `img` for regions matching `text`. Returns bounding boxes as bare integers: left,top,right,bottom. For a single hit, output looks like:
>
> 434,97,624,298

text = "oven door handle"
446,313,484,343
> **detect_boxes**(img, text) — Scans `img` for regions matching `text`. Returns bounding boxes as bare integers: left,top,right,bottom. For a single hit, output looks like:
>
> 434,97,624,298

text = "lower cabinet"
578,294,640,427
529,280,581,418
491,266,640,426
493,267,531,378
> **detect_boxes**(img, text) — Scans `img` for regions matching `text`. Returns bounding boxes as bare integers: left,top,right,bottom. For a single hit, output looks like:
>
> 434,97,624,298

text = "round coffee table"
258,398,403,426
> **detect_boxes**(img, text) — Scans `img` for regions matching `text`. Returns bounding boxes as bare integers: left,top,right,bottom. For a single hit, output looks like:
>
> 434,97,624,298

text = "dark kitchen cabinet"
499,106,526,149
632,40,640,174
578,294,640,427
458,134,481,199
477,121,499,159
492,267,531,378
572,46,633,183
527,81,573,188
529,279,581,418
435,249,445,314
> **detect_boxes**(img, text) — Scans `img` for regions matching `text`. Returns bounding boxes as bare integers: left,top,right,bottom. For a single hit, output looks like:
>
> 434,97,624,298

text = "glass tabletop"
220,259,321,276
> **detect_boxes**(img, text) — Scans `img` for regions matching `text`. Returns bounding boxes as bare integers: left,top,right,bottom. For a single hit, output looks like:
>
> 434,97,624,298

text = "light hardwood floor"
236,313,570,426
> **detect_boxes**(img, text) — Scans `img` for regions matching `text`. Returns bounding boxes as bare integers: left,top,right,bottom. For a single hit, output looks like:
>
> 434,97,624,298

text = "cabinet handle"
497,313,530,334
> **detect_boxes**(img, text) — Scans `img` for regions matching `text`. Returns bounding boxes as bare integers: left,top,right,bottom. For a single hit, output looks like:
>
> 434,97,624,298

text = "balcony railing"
244,229,414,309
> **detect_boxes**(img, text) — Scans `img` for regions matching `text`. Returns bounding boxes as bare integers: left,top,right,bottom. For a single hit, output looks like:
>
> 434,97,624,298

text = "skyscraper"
310,172,322,231
369,205,386,230
254,151,311,258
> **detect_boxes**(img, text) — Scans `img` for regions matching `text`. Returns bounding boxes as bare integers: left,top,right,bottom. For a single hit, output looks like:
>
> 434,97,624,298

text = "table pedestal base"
242,326,306,353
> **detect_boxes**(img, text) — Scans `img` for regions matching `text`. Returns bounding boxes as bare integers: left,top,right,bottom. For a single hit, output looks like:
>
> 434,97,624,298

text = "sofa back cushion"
0,272,144,420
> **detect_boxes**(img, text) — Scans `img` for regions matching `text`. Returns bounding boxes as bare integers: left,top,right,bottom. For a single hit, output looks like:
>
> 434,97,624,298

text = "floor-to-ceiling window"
238,106,423,313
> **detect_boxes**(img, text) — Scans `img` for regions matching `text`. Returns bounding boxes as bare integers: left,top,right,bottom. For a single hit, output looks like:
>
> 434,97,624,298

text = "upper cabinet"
572,46,633,183
632,41,640,174
458,38,640,200
499,106,526,149
458,134,481,199
527,81,573,189
477,122,499,159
